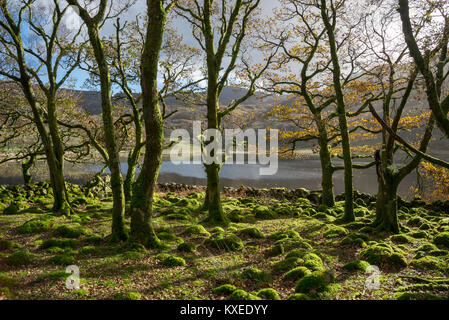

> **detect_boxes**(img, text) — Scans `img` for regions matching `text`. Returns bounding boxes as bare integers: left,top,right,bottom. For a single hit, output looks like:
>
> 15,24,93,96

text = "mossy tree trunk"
316,115,335,207
130,0,171,248
320,0,354,221
21,155,35,186
67,0,127,241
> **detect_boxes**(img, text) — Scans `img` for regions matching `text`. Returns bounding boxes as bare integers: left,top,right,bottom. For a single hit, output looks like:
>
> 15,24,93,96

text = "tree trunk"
87,27,127,242
316,116,335,207
320,1,354,221
204,163,227,224
21,155,35,186
374,176,400,234
129,0,168,248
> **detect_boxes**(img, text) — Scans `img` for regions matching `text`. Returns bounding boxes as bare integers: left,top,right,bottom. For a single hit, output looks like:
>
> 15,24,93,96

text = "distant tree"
175,0,271,225
0,0,85,214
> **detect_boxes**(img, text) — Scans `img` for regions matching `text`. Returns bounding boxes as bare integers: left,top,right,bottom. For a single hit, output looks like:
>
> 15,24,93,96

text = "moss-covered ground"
1,183,449,300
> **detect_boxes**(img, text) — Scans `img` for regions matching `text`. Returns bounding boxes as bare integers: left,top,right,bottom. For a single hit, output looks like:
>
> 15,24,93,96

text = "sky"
66,0,281,92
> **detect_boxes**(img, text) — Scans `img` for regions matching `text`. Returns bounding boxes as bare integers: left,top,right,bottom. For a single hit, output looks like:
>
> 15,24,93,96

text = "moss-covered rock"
433,232,449,248
48,254,76,266
3,204,19,215
237,227,264,239
323,225,349,238
41,238,78,249
114,291,141,300
361,243,407,269
177,242,196,253
302,253,325,272
240,267,270,282
183,225,210,237
79,246,98,255
391,234,413,244
204,233,244,252
229,289,261,300
283,266,311,281
160,255,186,267
393,292,446,300
0,240,21,251
273,257,303,272
253,205,277,220
17,218,53,234
295,271,331,294
341,232,370,247
6,250,34,266
256,288,280,300
343,260,371,272
265,244,284,257
53,223,89,239
410,256,447,272
287,293,310,300
212,284,237,296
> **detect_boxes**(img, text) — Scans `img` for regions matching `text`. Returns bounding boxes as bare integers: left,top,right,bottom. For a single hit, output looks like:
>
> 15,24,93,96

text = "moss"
121,251,144,260
160,255,186,267
0,287,13,299
323,225,349,238
253,205,277,220
49,254,75,266
78,246,98,256
237,227,264,239
265,244,284,257
165,214,190,221
0,274,19,287
0,240,21,251
391,234,413,244
273,257,303,272
212,284,237,296
287,293,310,300
415,243,438,253
53,224,89,239
302,253,325,271
240,267,270,282
6,250,34,266
3,204,19,215
36,270,68,282
408,231,429,239
341,232,369,247
410,256,447,272
269,230,301,241
41,238,78,249
354,207,371,217
177,242,196,253
157,232,178,241
295,271,331,294
114,291,141,300
285,249,307,259
433,232,449,248
82,234,103,244
228,289,261,300
17,218,53,234
183,225,210,237
283,266,312,281
204,234,244,251
393,292,446,300
361,243,407,269
343,260,370,272
359,226,373,234
256,288,280,300
228,210,244,222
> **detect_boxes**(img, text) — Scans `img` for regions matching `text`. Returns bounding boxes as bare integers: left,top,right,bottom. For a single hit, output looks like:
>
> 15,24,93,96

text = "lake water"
0,158,419,198
88,159,418,198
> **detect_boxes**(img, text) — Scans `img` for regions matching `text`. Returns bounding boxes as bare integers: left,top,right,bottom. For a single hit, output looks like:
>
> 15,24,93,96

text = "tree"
399,0,449,138
0,0,85,214
175,0,265,225
129,0,177,248
261,0,381,208
66,0,132,241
